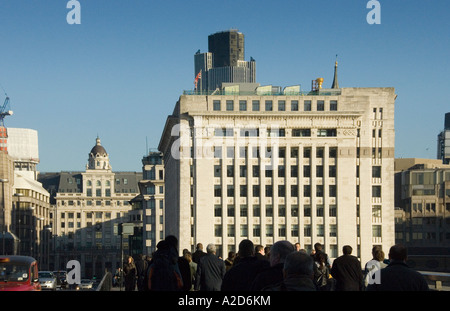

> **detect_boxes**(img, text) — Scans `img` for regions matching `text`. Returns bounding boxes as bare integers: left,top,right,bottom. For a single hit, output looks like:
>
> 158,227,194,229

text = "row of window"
213,99,338,112
214,128,337,137
212,146,338,159
213,204,337,218
214,164,337,178
85,178,130,186
59,200,130,206
59,211,120,218
213,184,337,198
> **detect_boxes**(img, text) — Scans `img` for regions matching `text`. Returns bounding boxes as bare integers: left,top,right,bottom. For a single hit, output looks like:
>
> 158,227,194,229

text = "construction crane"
0,94,13,126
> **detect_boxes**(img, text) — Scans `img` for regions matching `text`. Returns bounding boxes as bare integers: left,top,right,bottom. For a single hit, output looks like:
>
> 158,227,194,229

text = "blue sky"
0,0,449,172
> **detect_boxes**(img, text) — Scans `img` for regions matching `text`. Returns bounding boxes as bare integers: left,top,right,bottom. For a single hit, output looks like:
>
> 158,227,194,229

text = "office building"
194,30,256,92
159,77,396,265
38,137,142,277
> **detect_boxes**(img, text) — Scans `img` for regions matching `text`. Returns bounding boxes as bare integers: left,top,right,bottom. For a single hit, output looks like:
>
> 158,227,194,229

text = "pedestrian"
166,235,192,291
123,256,136,291
147,239,183,291
264,246,271,260
366,244,429,291
224,251,236,272
183,251,197,290
263,251,316,291
363,246,388,288
192,243,207,264
221,239,270,291
313,251,333,291
255,245,267,261
251,240,294,290
311,242,331,268
330,245,363,291
135,254,148,291
194,243,226,291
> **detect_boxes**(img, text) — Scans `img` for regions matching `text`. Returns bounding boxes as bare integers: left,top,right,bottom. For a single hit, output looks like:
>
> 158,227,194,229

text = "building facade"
39,137,142,277
395,158,450,248
159,85,396,265
138,151,165,255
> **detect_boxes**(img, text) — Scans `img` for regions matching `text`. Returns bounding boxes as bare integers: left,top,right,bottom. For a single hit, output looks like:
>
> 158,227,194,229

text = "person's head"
127,256,133,263
342,245,353,255
165,235,178,250
314,243,323,252
228,251,236,260
183,251,192,262
238,239,255,258
255,245,264,255
196,243,203,251
283,251,314,279
269,240,295,267
294,243,301,251
316,251,327,264
388,244,408,262
373,249,385,262
206,243,216,254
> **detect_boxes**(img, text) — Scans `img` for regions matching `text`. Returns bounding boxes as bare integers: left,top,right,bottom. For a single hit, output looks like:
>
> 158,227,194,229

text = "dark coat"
366,261,429,291
192,250,207,264
221,256,270,291
330,254,363,291
250,263,284,291
195,253,226,291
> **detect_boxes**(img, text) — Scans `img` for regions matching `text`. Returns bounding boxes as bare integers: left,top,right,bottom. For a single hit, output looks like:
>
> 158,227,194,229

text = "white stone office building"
159,84,396,265
39,137,142,277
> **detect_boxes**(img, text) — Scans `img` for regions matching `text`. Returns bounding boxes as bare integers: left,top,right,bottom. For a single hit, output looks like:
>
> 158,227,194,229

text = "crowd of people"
116,236,430,292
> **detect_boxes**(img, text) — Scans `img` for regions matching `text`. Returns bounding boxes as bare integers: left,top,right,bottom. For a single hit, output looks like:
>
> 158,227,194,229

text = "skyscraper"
194,30,256,92
437,112,450,164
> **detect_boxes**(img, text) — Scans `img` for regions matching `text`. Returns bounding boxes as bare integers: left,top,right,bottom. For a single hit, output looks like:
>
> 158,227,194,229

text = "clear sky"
0,0,449,172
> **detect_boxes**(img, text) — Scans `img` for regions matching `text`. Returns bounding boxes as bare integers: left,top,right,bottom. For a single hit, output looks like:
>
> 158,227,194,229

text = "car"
52,270,68,289
0,255,41,291
38,271,57,290
77,279,94,290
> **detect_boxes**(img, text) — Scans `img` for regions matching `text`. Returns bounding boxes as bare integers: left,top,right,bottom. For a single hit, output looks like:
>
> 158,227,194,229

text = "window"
265,100,273,111
278,100,285,111
240,185,247,197
291,224,299,236
240,205,248,217
252,185,260,197
317,225,324,236
214,165,221,177
330,100,338,111
253,205,260,217
303,165,311,177
304,224,311,236
278,185,285,197
265,185,273,197
252,100,260,111
265,205,273,217
278,225,286,237
252,165,260,177
239,165,247,177
240,224,248,237
215,128,233,137
214,146,222,158
329,205,337,217
316,185,324,197
291,147,299,158
278,205,286,217
317,100,325,111
227,205,235,217
214,225,222,237
304,100,311,111
240,128,259,137
316,205,324,217
317,129,337,137
329,185,337,197
265,225,273,237
291,185,298,197
292,129,311,137
226,100,234,111
291,100,299,111
304,185,311,197
329,166,336,178
227,185,234,197
316,165,323,177
372,225,382,237
372,166,382,178
239,100,247,111
214,205,222,217
214,185,222,197
330,225,337,237
253,225,261,236
227,165,234,177
291,165,298,177
213,100,221,111
372,186,382,198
